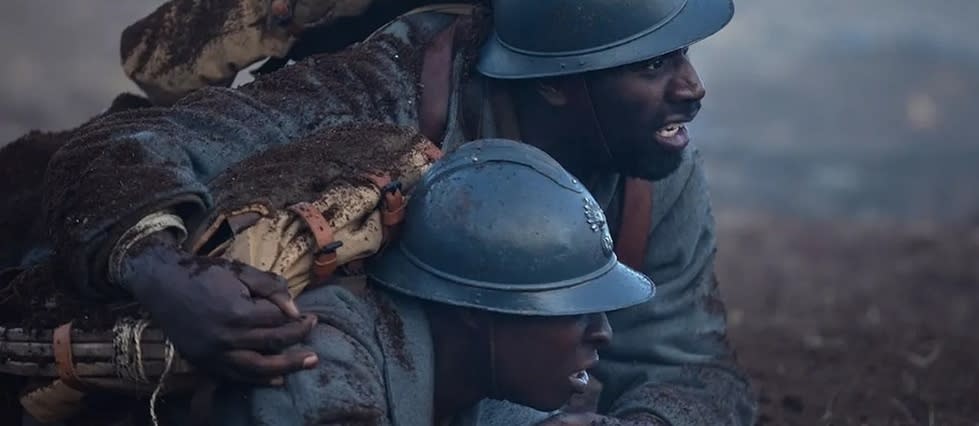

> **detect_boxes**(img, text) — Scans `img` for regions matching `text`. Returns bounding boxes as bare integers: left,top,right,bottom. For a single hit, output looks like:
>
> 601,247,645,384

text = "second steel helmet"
367,139,654,316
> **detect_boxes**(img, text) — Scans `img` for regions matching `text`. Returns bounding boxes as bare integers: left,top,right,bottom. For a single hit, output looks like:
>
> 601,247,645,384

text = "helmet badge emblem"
583,197,614,256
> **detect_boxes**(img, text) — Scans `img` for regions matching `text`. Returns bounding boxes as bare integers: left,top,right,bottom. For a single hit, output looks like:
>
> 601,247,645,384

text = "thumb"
236,263,300,319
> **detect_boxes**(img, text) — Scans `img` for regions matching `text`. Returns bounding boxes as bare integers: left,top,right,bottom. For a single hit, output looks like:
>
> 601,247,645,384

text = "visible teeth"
657,124,683,138
571,370,590,385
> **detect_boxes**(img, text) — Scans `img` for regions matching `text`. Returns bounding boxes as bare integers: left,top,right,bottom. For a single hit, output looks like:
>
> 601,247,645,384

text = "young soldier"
203,139,655,425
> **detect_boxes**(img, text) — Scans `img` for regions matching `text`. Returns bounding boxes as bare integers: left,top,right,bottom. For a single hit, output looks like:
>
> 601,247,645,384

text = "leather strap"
53,322,86,391
364,173,407,243
225,211,262,234
360,4,469,143
381,189,406,228
419,17,460,143
288,202,341,283
487,83,523,140
421,140,445,162
614,178,655,271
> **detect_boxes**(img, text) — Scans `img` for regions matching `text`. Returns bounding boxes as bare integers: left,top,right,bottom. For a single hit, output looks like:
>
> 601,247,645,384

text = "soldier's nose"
585,313,613,347
668,56,706,103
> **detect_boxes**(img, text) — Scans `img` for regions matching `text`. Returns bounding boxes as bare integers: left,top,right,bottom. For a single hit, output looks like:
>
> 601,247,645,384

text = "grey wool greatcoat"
42,7,756,426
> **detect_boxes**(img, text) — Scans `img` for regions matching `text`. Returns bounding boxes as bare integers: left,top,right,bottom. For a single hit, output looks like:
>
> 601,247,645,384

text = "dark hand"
121,231,318,384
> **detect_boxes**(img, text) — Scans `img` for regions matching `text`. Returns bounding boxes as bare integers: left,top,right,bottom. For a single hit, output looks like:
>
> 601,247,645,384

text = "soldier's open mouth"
569,370,590,393
657,123,684,138
654,122,690,151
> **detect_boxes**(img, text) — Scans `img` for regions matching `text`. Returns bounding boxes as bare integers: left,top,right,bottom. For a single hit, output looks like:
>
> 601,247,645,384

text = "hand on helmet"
121,230,319,385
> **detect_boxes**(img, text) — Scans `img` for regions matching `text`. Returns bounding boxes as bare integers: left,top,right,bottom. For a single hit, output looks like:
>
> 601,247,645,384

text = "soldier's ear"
534,79,569,107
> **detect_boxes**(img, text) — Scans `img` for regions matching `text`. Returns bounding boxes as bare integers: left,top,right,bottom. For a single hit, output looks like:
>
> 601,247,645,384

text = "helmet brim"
477,0,734,79
367,243,655,316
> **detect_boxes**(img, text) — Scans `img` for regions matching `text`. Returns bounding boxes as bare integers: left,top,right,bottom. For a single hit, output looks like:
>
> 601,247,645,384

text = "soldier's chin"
617,149,683,181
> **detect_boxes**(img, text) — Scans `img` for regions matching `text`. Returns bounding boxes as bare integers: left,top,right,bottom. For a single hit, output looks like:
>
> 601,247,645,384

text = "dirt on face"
716,214,979,425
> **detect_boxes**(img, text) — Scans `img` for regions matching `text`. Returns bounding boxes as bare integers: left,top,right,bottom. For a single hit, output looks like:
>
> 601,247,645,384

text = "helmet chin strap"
488,317,501,399
572,75,616,169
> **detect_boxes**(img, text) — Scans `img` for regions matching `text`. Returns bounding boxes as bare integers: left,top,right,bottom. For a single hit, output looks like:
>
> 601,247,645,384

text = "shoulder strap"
361,4,475,143
614,178,654,271
419,16,462,143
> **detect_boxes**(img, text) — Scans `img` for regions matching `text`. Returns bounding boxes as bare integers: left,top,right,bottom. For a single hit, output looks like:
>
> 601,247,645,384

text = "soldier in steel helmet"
202,139,654,425
38,0,756,424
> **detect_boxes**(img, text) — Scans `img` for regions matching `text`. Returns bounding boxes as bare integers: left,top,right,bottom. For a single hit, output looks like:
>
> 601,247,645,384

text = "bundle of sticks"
0,324,194,380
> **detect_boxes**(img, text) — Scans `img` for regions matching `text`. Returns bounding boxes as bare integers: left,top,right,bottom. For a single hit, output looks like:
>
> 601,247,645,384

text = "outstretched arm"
41,14,449,383
120,0,377,105
50,16,427,298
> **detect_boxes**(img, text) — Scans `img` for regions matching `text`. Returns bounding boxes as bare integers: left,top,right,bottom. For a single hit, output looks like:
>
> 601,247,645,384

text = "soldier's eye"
647,58,666,70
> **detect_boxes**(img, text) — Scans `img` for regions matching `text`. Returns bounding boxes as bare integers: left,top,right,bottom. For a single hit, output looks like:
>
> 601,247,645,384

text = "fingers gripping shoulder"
250,285,388,425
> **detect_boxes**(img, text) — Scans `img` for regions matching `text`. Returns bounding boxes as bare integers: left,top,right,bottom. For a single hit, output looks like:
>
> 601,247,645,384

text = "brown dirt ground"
716,213,979,426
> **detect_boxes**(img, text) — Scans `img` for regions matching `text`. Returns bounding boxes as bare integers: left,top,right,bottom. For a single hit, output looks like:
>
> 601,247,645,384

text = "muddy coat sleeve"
120,0,375,105
214,285,390,426
121,0,294,105
44,16,448,298
596,148,757,425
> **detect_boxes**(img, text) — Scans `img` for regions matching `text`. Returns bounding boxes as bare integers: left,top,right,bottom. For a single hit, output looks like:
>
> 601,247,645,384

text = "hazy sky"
2,0,978,219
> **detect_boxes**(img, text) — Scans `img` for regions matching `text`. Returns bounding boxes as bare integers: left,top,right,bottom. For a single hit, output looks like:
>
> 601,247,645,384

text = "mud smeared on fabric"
209,123,424,213
369,288,414,371
0,262,142,331
121,0,242,79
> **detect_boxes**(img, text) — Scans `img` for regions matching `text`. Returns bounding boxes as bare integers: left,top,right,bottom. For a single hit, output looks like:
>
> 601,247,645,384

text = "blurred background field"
2,1,977,424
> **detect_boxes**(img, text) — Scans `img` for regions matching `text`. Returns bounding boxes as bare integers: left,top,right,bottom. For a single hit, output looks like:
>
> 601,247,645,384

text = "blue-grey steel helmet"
367,139,654,316
477,0,734,79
